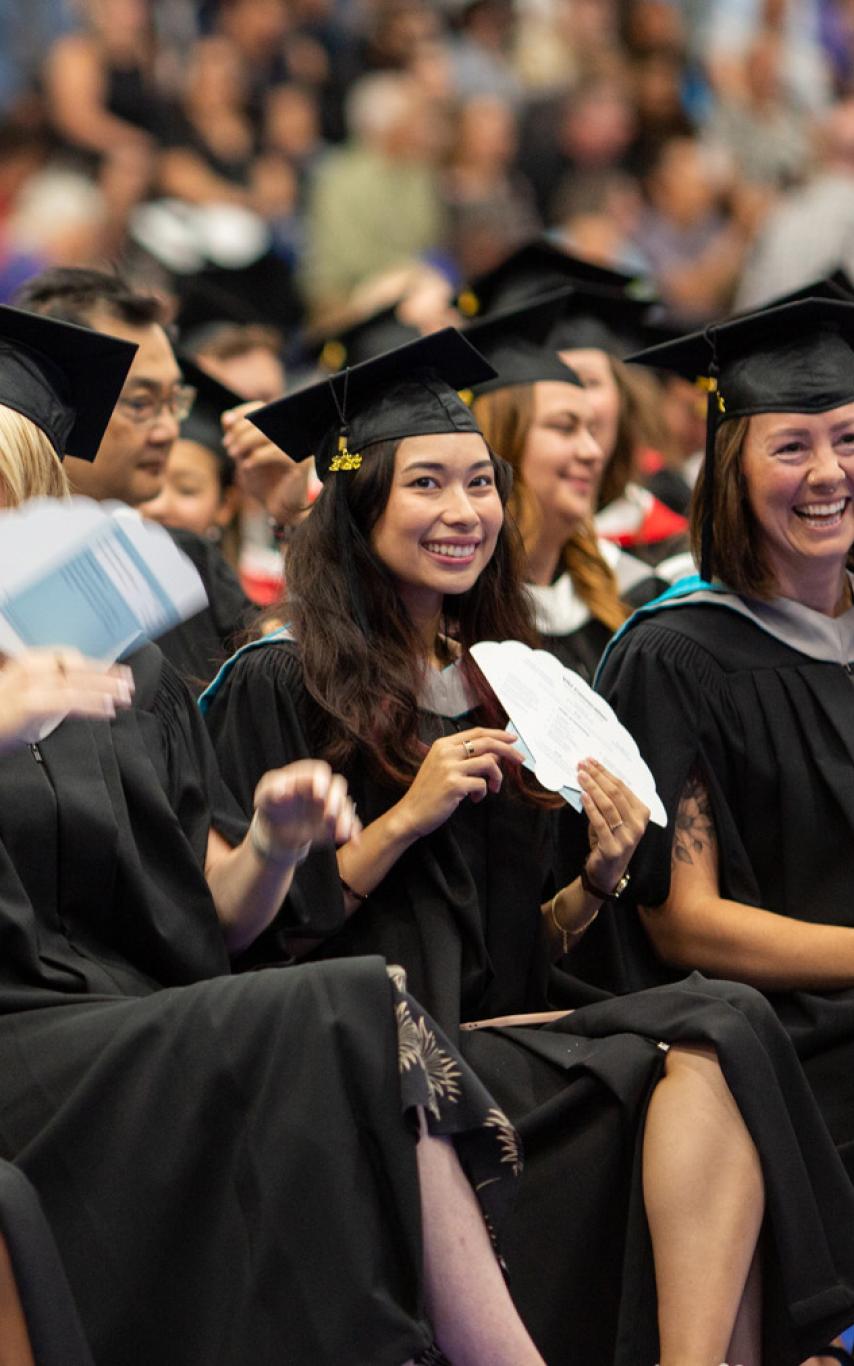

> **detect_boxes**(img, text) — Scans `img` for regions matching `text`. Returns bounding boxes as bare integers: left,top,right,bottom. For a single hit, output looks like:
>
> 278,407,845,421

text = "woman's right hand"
0,649,134,753
396,727,523,840
221,401,312,525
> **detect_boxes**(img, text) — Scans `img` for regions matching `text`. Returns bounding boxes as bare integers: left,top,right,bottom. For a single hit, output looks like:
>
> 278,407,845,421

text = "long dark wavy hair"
276,436,553,796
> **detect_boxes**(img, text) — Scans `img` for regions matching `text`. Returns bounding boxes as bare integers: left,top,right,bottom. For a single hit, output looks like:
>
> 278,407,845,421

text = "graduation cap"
455,239,654,319
0,303,137,461
307,304,420,374
462,290,584,395
174,256,302,347
548,283,661,355
176,355,242,485
249,328,496,481
625,296,854,579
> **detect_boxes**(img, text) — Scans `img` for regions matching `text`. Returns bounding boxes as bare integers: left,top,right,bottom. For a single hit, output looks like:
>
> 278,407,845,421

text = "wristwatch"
580,862,631,902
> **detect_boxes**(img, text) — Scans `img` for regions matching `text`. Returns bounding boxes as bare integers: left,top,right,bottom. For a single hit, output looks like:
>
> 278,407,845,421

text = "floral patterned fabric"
387,964,523,1366
387,964,522,1250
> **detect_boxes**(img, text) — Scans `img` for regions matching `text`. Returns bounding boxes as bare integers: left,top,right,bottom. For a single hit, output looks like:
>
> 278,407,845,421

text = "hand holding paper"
470,640,667,827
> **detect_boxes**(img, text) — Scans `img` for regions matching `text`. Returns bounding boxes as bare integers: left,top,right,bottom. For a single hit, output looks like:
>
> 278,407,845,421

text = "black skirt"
462,975,854,1366
0,958,519,1366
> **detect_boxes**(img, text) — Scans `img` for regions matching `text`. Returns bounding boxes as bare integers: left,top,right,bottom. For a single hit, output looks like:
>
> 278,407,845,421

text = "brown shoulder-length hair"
587,355,672,509
689,415,777,597
473,382,628,634
277,435,553,794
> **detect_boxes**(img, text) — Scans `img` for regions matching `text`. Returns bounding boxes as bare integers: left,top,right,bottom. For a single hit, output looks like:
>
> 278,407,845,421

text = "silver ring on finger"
609,819,624,831
462,738,476,759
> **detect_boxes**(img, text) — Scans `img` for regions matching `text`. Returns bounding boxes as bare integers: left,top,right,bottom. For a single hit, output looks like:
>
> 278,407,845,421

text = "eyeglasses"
116,383,197,426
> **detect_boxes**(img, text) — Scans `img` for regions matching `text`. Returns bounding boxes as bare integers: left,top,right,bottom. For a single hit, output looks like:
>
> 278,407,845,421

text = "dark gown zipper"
30,743,43,763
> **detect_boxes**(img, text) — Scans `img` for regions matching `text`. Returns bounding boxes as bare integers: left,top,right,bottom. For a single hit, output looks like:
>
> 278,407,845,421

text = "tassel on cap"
698,331,721,582
327,367,363,473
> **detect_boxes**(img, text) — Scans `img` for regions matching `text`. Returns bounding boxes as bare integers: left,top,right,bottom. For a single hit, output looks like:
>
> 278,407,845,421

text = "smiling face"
140,439,233,538
369,430,503,622
741,404,854,593
558,347,620,460
520,380,605,536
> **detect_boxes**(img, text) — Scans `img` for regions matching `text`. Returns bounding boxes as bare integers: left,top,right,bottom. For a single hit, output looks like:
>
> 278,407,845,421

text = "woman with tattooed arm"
596,298,854,1211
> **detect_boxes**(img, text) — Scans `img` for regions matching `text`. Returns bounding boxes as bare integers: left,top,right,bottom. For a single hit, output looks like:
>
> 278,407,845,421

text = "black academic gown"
203,635,854,1364
0,642,515,1366
594,585,854,1181
527,544,664,682
157,527,256,692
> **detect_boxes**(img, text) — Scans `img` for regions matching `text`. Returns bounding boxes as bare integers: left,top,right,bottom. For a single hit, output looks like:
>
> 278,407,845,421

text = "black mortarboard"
455,239,654,319
462,290,584,394
626,298,854,419
549,283,660,355
177,355,241,485
175,276,260,344
0,304,137,461
308,304,420,374
174,256,302,345
250,328,495,481
625,296,854,578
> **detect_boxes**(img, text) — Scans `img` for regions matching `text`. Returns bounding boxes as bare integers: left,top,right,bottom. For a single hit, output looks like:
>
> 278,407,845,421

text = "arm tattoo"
672,766,718,869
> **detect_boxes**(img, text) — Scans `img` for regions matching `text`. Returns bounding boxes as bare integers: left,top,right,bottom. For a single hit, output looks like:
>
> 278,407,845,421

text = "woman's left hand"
578,758,649,895
253,760,359,861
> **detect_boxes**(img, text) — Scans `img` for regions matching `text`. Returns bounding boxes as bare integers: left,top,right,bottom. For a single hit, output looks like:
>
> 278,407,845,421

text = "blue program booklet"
0,498,207,662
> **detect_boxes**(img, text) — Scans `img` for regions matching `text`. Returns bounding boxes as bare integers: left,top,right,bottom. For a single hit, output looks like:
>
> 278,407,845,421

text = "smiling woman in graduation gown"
203,328,854,1365
462,290,663,683
0,305,534,1366
593,297,854,1189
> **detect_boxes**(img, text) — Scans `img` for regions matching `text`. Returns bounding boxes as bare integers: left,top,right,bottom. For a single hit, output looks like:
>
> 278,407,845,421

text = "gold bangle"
548,890,600,957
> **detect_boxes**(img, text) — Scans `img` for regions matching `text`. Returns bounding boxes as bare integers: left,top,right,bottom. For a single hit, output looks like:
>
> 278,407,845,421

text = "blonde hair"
0,406,69,507
473,384,628,634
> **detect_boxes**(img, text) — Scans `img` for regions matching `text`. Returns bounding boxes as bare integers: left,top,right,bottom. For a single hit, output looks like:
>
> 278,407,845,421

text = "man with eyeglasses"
13,267,256,689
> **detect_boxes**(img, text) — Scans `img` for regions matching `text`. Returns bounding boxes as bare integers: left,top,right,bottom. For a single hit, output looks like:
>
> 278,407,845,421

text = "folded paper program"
470,639,667,826
0,497,207,662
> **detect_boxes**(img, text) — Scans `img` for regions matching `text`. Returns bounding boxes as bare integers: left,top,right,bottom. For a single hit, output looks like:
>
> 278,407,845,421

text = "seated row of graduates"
2,297,854,1365
202,302,854,1366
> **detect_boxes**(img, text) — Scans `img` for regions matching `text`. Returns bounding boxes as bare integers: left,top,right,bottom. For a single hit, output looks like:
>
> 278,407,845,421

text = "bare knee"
663,1041,721,1078
660,1044,757,1146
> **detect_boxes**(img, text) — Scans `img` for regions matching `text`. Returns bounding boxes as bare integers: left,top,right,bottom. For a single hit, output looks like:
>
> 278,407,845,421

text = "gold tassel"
696,373,726,414
329,432,362,473
320,339,347,371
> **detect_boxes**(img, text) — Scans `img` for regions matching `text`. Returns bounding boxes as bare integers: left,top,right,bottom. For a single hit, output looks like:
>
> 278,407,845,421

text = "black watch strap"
580,863,631,901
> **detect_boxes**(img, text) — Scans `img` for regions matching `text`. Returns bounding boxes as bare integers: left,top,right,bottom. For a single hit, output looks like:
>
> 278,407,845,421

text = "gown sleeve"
156,530,257,692
202,642,345,954
598,619,750,904
147,649,249,858
572,618,752,992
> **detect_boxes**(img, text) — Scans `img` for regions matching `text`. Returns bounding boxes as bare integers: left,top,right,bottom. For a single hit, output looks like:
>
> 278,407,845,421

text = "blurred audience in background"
4,0,854,592
4,0,853,326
